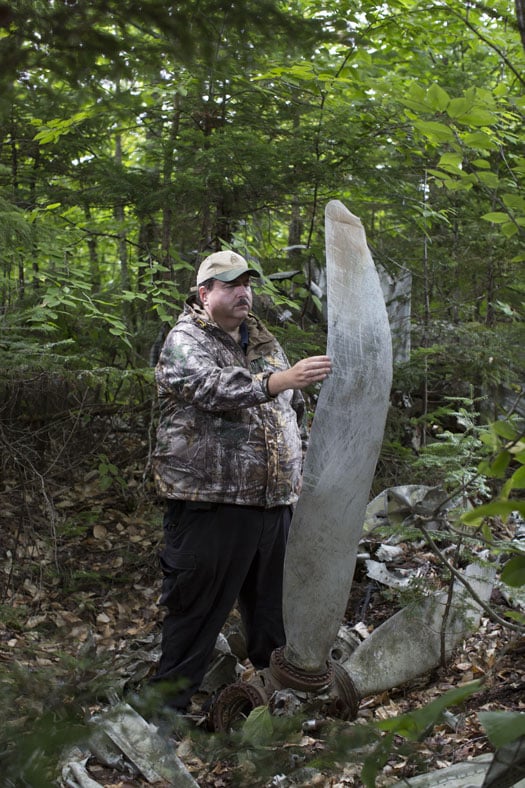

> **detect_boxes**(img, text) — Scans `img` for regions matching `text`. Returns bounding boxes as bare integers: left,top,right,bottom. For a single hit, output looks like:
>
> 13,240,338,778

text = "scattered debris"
365,559,415,589
363,484,465,534
2,473,523,786
390,752,525,787
62,703,198,787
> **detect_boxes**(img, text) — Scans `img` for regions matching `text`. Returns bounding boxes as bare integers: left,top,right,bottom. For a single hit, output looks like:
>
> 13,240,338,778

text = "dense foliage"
1,0,523,368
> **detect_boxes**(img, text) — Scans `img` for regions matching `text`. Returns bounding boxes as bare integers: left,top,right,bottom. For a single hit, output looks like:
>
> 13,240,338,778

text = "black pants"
151,500,291,710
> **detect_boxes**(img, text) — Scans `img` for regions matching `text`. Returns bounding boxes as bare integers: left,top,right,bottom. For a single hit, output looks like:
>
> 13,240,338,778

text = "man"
151,250,331,713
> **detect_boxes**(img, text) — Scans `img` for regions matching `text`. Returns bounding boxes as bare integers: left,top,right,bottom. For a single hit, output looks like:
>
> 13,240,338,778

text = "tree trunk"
516,0,525,50
114,131,134,330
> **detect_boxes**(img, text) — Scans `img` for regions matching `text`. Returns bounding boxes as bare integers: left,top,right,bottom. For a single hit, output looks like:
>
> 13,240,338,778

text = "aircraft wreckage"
209,200,495,732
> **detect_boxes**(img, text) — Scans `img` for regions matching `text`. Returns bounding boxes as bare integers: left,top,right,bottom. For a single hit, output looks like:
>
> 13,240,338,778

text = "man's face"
199,273,253,331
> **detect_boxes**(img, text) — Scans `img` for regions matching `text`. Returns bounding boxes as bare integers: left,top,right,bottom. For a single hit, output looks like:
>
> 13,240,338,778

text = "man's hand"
267,355,332,396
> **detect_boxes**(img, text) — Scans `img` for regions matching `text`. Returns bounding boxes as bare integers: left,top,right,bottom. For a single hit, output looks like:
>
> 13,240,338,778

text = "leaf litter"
1,462,524,787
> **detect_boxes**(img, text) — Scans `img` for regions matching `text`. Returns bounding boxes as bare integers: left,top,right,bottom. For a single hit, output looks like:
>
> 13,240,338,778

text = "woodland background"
0,1,524,786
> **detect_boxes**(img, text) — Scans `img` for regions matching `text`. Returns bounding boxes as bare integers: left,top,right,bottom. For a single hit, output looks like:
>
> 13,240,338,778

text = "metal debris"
61,702,198,787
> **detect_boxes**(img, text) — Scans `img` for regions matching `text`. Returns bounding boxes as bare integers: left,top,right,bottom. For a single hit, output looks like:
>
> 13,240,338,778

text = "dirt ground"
1,462,524,786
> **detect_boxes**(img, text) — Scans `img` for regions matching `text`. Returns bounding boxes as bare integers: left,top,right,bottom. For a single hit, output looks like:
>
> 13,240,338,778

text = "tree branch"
418,521,525,634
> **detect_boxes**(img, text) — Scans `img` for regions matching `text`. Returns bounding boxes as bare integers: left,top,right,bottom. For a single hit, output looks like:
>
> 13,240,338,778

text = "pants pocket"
159,542,196,613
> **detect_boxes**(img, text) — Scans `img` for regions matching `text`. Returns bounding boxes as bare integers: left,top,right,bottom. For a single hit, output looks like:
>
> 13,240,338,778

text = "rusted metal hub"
269,651,359,721
269,646,334,692
209,649,360,731
210,680,268,733
330,662,360,720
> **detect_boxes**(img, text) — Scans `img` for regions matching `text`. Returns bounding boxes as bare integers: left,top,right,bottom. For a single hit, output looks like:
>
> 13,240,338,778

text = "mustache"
236,298,250,306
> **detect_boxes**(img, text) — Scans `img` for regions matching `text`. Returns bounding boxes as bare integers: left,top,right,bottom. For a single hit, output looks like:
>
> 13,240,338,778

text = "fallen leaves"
1,449,524,787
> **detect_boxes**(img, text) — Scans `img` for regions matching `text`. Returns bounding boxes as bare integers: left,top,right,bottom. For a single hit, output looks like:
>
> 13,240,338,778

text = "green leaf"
502,222,519,237
121,290,147,302
504,609,525,624
502,193,525,211
481,521,493,544
426,84,450,112
437,152,463,174
458,109,496,126
311,294,323,312
378,682,481,741
477,171,500,188
514,448,525,463
42,295,62,308
403,99,432,114
362,732,394,788
462,130,498,150
478,711,525,747
401,84,430,113
406,83,427,103
480,432,499,451
241,705,274,746
414,120,455,144
494,301,516,319
481,212,509,224
507,465,525,490
447,96,474,119
472,158,490,169
482,450,511,479
491,420,518,440
500,555,525,588
462,500,525,525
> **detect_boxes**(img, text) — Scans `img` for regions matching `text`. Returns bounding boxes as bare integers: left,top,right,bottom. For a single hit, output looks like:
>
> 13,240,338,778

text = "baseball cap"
196,251,261,286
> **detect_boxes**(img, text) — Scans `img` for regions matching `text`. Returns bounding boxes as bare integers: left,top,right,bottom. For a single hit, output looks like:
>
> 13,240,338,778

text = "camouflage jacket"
152,298,306,507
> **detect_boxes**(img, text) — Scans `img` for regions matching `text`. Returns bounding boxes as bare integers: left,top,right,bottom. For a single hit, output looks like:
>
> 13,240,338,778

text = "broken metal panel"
199,652,240,694
89,703,198,786
62,755,105,788
390,752,525,787
363,484,464,534
282,200,393,673
364,558,415,589
377,263,412,365
482,734,525,788
341,561,496,697
305,254,411,363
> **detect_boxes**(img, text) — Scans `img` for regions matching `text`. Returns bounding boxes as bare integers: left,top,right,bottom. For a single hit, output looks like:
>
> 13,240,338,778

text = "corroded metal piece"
342,561,497,698
208,647,361,731
269,646,334,692
331,663,360,720
269,651,359,721
210,681,268,733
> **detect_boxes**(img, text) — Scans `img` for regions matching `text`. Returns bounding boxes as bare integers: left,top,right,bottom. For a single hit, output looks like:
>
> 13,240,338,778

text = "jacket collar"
182,296,278,358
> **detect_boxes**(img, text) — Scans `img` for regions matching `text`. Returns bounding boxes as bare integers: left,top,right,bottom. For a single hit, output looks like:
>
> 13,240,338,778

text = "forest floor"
1,457,524,787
